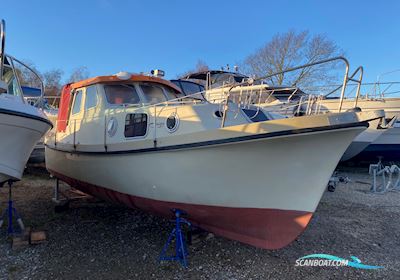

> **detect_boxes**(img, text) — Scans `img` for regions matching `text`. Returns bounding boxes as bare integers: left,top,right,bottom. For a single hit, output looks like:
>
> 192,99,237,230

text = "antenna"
0,19,5,81
0,19,6,93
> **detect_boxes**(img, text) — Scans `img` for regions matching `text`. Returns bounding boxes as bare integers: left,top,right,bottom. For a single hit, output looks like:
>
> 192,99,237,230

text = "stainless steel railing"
50,57,366,148
217,57,365,126
0,20,46,107
51,90,210,150
5,54,46,107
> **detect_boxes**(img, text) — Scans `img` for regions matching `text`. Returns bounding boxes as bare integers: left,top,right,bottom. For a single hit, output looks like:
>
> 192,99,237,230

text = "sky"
3,0,400,84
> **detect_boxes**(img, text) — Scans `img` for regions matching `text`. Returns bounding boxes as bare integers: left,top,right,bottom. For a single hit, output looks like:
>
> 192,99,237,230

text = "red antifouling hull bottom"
51,170,313,249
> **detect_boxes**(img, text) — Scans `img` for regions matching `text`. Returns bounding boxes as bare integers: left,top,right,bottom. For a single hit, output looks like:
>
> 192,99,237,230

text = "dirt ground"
0,165,399,280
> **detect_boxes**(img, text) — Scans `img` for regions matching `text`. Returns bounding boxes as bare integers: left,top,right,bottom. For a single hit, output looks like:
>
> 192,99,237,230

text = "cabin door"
67,89,85,143
79,85,104,147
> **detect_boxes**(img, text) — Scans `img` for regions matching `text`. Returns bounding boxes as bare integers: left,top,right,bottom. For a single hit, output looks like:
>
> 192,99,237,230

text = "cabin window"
170,80,186,97
211,73,247,88
170,80,181,90
125,113,148,137
85,86,98,110
170,80,205,100
181,81,204,96
104,84,140,105
164,87,184,100
242,108,269,122
166,114,179,132
140,84,168,104
2,66,23,97
71,90,83,115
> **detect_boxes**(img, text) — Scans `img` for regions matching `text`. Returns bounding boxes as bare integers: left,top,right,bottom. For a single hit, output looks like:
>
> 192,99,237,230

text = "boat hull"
46,126,363,249
0,110,52,183
316,98,400,161
261,104,385,162
29,141,46,163
345,125,400,162
341,118,385,161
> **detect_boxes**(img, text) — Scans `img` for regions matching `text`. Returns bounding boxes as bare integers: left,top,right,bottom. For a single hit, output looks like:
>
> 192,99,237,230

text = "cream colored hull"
262,103,385,161
46,91,370,249
46,126,363,213
46,124,364,249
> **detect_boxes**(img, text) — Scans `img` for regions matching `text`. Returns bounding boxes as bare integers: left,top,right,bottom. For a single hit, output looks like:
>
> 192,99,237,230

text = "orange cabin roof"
69,73,181,93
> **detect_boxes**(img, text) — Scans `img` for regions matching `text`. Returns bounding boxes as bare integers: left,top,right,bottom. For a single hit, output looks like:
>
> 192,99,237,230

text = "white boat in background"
179,57,388,161
45,69,375,249
311,96,400,161
0,20,52,184
23,87,59,163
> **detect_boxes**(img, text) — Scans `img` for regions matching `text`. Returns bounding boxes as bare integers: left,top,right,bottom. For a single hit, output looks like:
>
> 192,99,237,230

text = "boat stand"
52,178,91,212
159,209,191,268
369,159,400,193
0,180,25,236
327,171,350,192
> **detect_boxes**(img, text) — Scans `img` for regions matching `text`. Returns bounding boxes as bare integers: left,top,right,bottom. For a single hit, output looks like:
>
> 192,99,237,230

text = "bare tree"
178,60,209,78
241,30,343,87
40,69,63,106
42,69,63,96
68,66,89,83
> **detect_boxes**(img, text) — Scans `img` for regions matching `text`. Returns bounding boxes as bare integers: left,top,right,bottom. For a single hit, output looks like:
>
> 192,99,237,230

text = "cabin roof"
183,70,248,80
70,74,181,93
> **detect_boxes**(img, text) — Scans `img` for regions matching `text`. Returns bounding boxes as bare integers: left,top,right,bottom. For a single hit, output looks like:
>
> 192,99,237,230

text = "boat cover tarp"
57,84,71,132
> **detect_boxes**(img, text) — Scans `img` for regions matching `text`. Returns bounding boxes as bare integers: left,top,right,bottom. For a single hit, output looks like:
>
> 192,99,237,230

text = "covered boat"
45,71,373,249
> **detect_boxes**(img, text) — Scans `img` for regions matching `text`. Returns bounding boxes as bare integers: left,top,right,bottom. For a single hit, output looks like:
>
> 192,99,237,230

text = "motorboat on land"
308,94,400,161
23,86,58,124
23,86,58,162
46,70,376,249
0,20,52,184
180,58,389,161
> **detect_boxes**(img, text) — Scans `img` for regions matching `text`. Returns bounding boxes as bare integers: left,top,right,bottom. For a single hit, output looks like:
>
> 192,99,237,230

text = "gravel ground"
0,165,399,279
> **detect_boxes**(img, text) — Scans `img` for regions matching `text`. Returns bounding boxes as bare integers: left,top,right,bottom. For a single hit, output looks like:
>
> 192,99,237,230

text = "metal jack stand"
159,209,191,268
0,181,25,236
52,179,92,212
369,158,400,193
328,171,350,192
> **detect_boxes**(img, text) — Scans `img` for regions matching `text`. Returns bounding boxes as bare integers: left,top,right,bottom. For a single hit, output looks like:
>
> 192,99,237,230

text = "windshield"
210,73,247,88
170,80,206,101
140,83,168,104
2,65,23,97
104,84,141,105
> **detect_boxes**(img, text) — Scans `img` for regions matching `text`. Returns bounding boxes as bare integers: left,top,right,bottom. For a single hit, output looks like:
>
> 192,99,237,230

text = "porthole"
107,117,118,137
166,114,179,133
214,110,224,118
